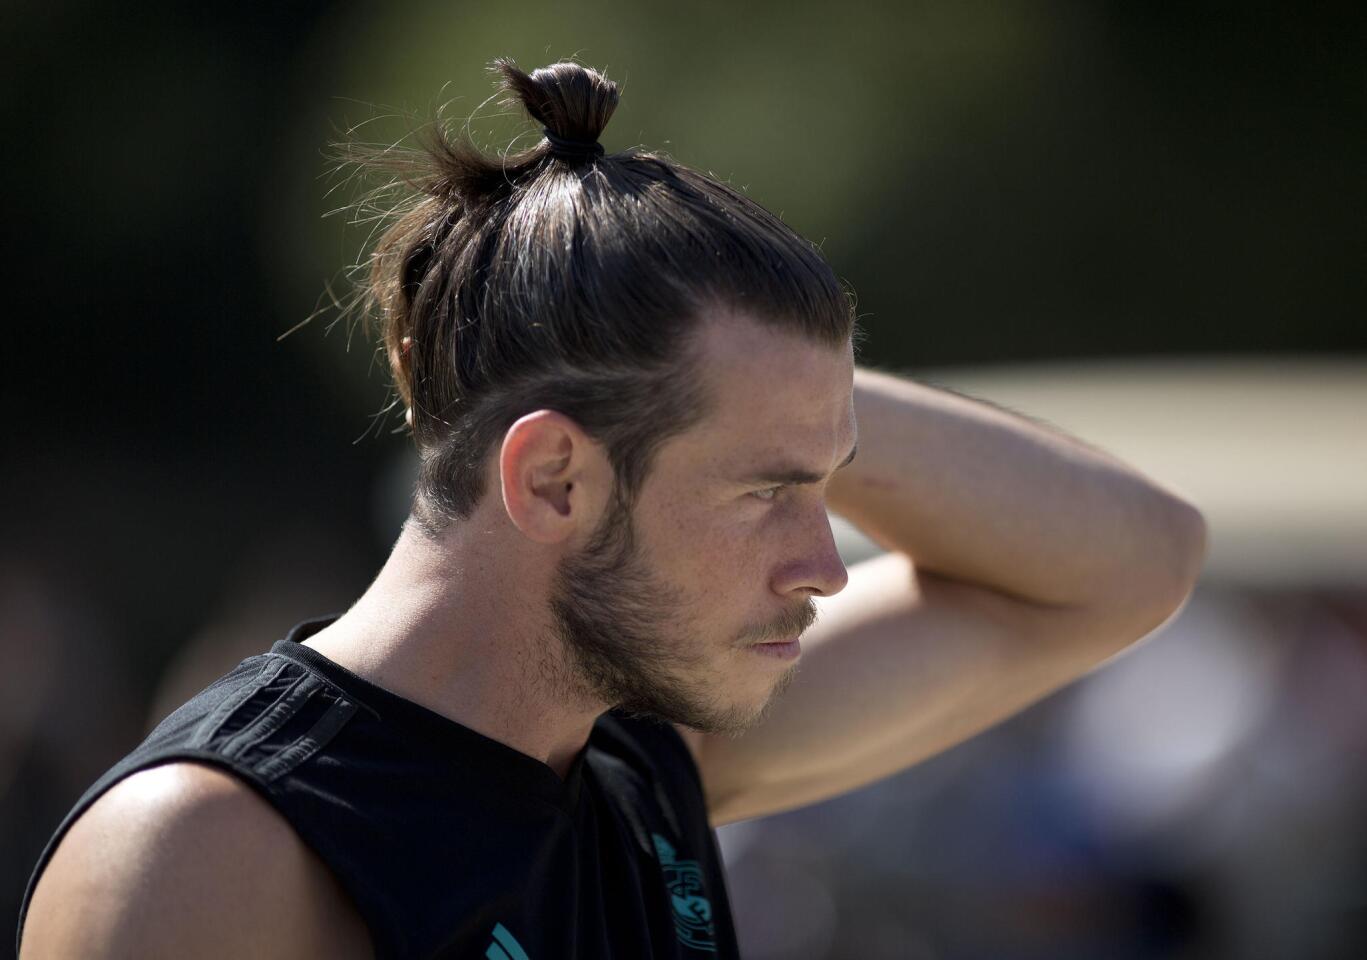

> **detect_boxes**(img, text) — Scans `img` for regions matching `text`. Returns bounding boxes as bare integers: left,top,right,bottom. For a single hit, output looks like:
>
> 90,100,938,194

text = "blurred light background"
2,1,1363,956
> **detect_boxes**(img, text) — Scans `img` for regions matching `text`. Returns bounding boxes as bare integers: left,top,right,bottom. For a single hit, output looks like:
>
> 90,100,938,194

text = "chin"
697,666,799,739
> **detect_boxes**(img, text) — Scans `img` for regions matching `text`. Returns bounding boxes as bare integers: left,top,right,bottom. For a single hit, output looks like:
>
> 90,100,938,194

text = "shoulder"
21,761,371,959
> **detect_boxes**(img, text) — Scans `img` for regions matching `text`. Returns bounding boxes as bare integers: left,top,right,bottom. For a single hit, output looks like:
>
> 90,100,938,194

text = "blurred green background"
3,1,1364,956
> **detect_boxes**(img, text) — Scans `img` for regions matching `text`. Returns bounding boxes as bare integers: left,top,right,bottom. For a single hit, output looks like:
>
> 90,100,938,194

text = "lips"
750,637,801,660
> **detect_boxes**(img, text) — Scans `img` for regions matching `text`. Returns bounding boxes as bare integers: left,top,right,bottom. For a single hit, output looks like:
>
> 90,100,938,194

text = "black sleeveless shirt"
17,617,741,959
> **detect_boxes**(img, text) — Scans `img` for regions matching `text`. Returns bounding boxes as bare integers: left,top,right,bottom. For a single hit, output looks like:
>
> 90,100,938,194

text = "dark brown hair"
345,57,855,529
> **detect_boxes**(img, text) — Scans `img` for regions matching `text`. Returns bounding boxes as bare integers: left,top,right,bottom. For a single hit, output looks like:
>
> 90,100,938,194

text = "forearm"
827,367,1207,609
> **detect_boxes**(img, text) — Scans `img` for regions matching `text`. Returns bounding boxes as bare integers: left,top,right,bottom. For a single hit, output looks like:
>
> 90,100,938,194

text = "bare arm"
682,366,1207,825
20,763,372,959
825,368,1205,609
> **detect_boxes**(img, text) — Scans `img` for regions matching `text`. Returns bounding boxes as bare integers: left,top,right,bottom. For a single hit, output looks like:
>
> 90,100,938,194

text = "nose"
771,507,850,598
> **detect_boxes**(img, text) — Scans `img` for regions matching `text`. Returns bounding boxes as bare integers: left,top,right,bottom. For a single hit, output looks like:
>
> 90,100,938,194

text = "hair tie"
542,127,605,162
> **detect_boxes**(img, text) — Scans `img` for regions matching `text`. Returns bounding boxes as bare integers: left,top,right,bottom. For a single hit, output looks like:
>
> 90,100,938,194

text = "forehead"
680,311,856,469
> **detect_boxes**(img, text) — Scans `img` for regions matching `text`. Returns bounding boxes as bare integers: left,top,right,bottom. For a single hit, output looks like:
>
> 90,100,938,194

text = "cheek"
671,516,769,614
639,487,772,611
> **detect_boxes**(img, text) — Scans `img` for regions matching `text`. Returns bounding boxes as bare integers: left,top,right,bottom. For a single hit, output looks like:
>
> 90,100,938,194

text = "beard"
548,491,812,737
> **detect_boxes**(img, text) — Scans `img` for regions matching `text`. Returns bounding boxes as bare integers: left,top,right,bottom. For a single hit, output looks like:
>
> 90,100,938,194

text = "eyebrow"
741,443,858,486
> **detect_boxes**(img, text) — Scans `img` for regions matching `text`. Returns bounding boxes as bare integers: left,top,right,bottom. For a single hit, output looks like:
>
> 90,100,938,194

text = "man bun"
494,58,618,163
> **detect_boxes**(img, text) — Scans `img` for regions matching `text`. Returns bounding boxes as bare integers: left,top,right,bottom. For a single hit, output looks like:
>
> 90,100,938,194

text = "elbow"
1065,494,1208,659
1132,494,1209,634
1167,496,1209,599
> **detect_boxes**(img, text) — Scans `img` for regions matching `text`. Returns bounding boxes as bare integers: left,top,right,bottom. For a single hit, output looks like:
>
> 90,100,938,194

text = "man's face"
550,313,856,736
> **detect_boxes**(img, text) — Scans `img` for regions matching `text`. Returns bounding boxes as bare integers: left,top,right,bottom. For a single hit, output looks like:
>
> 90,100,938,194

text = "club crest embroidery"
651,833,717,952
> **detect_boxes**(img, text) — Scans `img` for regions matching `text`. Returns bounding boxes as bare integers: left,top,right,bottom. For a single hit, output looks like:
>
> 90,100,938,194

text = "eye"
750,485,783,502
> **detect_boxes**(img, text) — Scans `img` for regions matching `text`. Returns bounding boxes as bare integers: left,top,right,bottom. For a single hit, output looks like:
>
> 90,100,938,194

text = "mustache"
739,599,819,645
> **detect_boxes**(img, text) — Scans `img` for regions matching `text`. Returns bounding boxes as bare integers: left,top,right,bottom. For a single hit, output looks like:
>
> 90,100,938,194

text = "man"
18,59,1206,958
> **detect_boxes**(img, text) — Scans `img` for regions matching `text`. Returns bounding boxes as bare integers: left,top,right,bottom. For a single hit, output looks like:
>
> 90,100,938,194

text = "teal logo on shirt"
485,922,530,960
652,833,717,953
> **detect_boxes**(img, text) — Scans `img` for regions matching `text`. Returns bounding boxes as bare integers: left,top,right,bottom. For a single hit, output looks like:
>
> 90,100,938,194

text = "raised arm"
828,367,1206,609
683,366,1207,825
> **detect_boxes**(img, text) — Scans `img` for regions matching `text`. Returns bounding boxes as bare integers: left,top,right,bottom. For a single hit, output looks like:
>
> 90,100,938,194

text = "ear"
498,410,610,545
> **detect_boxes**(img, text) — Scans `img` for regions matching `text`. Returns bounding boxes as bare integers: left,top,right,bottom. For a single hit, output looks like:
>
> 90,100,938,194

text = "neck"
303,514,603,779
